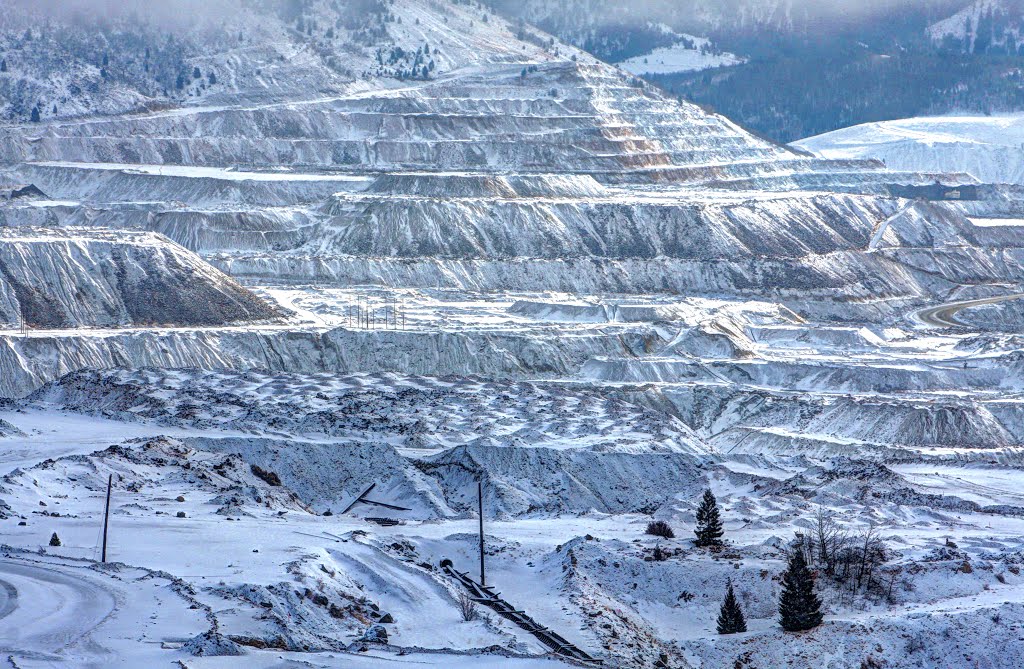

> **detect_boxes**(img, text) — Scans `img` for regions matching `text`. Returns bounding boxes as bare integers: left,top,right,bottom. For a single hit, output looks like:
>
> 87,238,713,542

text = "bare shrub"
646,520,675,539
860,656,884,669
457,590,478,622
905,633,926,654
797,513,904,607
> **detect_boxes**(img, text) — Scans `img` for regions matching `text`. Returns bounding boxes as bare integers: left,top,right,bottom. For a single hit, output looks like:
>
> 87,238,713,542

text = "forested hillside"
487,0,1024,142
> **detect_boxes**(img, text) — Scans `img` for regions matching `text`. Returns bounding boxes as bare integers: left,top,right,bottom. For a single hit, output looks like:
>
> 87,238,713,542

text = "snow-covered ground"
617,37,743,75
1,285,1024,666
2,0,1024,666
5,356,1024,667
794,114,1024,185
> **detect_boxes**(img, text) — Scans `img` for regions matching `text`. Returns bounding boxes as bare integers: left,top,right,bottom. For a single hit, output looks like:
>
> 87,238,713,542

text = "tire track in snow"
913,293,1024,328
0,559,116,665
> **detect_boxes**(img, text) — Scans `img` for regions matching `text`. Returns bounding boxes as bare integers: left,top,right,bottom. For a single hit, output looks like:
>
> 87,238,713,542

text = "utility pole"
478,479,486,586
101,474,112,563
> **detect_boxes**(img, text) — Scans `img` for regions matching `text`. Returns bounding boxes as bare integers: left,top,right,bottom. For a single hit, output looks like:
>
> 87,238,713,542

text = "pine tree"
694,489,724,547
1,59,7,73
30,106,40,123
716,580,747,634
49,532,61,547
779,550,824,632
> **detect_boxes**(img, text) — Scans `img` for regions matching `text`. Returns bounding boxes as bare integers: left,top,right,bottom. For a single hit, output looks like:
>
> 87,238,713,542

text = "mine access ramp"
440,559,602,666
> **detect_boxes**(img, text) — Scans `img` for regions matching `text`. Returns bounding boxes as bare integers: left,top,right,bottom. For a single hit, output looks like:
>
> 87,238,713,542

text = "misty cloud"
5,0,250,30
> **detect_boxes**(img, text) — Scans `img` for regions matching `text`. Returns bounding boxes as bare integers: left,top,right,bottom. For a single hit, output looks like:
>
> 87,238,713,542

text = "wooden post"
101,474,112,563
478,479,486,586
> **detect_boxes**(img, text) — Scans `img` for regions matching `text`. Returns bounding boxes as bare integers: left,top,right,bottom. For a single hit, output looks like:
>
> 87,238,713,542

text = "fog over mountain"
5,0,250,28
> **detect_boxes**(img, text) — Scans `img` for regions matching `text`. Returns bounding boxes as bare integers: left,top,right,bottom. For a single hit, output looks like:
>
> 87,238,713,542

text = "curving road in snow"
0,559,116,665
914,292,1024,327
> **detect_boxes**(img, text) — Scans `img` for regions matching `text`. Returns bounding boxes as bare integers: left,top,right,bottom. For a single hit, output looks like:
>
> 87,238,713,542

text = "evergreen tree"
30,106,40,123
716,580,747,634
694,489,724,547
1,59,6,73
779,550,824,632
49,532,61,547
193,66,201,79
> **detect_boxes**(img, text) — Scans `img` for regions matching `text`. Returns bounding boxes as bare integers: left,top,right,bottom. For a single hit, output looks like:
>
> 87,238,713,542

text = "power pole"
101,474,112,563
478,479,486,586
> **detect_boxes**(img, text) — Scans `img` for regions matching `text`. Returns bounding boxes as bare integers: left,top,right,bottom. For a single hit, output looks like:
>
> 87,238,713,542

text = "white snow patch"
617,37,743,75
794,114,1024,184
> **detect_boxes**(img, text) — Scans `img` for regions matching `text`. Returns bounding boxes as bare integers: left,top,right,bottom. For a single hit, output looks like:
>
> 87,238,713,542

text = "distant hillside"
0,0,445,124
928,0,1024,53
794,113,1024,185
486,0,1024,143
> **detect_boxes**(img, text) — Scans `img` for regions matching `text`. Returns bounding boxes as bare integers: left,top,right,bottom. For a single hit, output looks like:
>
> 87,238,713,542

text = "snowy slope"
617,35,743,75
6,367,1024,667
0,228,282,328
794,114,1024,185
927,0,1024,52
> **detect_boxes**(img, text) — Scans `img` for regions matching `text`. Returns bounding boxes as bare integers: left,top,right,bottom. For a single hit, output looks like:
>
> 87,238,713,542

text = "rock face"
0,228,282,329
182,631,245,657
357,624,388,644
2,0,1019,324
0,0,1022,416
